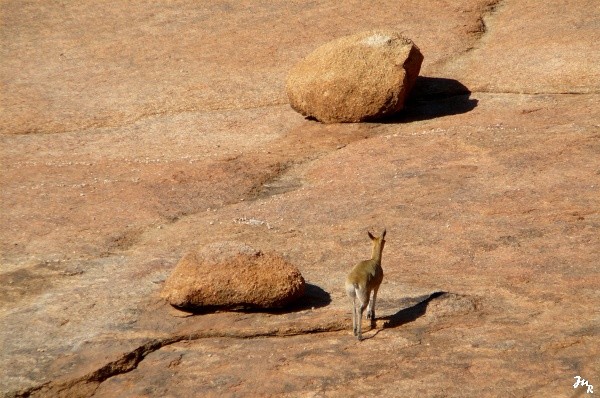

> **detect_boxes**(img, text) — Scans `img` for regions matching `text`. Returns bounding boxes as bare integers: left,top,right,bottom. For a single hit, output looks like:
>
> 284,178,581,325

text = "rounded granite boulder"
161,242,306,310
286,30,423,123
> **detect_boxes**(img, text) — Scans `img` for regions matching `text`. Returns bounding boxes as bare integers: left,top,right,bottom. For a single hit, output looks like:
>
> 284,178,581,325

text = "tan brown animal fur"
345,229,386,340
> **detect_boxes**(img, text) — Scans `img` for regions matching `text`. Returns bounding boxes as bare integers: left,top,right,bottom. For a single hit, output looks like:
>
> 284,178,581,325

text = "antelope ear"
382,229,387,239
368,231,375,240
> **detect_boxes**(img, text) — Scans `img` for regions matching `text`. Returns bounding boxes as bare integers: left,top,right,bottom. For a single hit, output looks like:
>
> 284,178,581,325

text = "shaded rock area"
1,1,599,397
286,30,423,122
161,242,305,310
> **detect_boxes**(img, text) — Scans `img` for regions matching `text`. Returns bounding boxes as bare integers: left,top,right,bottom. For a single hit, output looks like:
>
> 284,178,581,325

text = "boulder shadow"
170,283,331,315
378,77,477,123
273,282,332,313
381,291,446,329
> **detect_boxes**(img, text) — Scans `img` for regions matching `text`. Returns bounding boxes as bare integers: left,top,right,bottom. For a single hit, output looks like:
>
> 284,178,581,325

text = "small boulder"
286,30,423,123
161,242,305,310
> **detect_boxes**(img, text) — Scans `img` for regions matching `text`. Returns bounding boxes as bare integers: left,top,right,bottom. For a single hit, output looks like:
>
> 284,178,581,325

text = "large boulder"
286,30,423,123
161,242,306,310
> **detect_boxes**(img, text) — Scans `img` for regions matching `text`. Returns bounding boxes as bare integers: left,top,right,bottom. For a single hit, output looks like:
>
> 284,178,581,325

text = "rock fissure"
12,292,464,397
469,0,504,43
5,101,290,137
11,323,347,398
471,89,598,95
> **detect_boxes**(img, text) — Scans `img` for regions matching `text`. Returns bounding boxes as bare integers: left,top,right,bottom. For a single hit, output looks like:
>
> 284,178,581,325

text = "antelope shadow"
381,291,446,329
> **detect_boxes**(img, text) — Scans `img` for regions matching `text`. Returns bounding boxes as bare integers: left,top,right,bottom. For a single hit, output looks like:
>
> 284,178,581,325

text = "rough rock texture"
1,1,599,397
286,30,423,122
161,242,306,309
440,1,600,93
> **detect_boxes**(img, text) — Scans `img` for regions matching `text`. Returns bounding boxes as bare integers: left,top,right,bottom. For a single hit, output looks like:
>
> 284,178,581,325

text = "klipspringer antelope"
345,229,386,340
